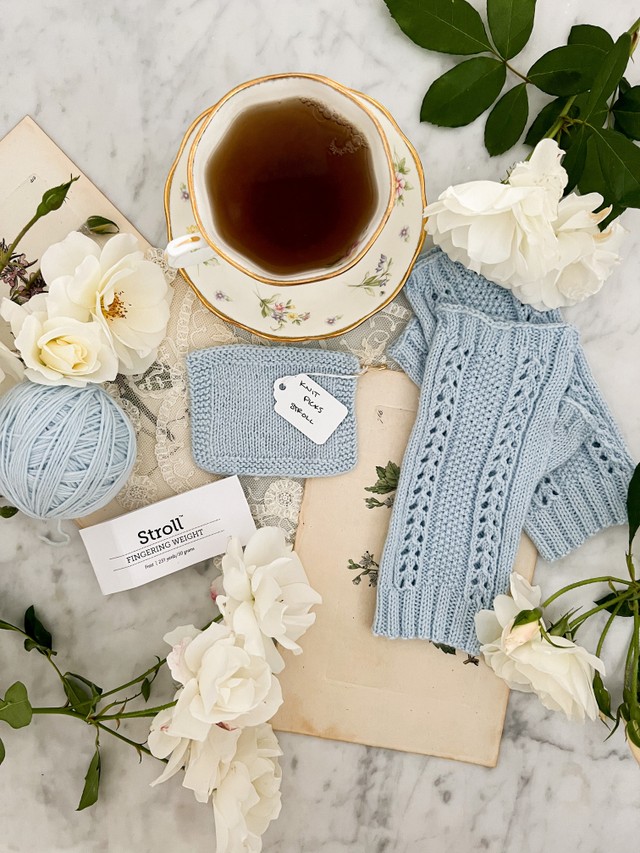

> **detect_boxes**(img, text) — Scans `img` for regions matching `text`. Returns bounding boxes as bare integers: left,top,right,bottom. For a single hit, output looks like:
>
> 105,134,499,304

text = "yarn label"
79,477,256,595
273,374,348,444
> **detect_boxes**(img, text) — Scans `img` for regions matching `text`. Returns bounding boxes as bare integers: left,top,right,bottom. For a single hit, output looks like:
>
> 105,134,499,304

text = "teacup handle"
165,233,217,268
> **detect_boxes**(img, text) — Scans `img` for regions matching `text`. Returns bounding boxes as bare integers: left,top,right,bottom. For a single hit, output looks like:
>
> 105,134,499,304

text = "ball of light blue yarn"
0,382,136,520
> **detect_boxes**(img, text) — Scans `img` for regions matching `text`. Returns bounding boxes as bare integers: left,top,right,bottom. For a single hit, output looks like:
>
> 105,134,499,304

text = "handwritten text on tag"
273,374,348,445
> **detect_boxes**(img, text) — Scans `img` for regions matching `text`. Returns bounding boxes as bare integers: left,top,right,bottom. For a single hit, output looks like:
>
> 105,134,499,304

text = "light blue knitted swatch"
187,345,359,477
375,301,578,653
389,248,635,562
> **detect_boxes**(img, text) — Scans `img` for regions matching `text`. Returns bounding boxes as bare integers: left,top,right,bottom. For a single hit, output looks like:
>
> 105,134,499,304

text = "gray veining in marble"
1,1,639,851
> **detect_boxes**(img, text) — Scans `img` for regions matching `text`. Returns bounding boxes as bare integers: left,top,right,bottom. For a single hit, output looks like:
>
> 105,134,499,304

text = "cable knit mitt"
389,248,635,561
375,302,578,653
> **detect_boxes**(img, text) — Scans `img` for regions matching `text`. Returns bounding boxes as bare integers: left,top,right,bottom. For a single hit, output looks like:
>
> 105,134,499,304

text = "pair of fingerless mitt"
374,248,635,654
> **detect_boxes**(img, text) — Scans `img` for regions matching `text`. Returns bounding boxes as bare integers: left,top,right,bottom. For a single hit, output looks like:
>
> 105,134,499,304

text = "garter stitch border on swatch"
187,345,359,478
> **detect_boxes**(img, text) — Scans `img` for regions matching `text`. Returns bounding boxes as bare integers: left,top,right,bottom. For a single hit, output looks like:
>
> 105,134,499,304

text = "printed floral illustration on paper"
256,291,311,331
364,460,399,508
346,461,398,587
348,551,379,587
393,153,412,206
350,254,393,296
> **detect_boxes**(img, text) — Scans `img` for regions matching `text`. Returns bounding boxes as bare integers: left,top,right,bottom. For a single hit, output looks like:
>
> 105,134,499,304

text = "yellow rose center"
44,337,90,371
102,291,128,320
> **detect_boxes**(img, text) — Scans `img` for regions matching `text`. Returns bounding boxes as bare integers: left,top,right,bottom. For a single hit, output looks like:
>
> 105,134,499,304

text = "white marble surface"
1,1,639,851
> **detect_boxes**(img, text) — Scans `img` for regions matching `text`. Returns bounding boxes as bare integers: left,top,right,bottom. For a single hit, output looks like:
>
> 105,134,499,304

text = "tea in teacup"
205,97,378,277
167,74,394,282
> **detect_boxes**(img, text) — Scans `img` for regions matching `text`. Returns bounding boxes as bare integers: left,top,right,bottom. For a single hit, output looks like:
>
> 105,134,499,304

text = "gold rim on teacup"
179,73,395,286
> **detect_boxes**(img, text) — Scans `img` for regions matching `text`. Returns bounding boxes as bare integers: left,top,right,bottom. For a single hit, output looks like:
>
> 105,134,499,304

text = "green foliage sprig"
511,463,640,749
383,0,640,222
0,607,176,810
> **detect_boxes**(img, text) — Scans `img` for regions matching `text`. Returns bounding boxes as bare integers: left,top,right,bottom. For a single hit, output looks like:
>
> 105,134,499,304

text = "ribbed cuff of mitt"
373,585,482,654
525,445,634,561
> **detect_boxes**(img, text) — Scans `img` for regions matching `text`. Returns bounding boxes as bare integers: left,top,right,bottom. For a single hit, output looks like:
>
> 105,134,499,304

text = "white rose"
148,708,241,804
0,294,117,386
213,724,282,853
41,231,172,375
0,339,24,388
163,622,283,733
425,139,625,311
211,527,322,674
512,192,627,310
508,137,568,200
475,573,605,722
425,178,559,288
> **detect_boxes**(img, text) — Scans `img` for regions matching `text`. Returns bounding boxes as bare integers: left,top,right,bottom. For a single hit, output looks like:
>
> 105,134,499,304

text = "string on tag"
277,366,368,389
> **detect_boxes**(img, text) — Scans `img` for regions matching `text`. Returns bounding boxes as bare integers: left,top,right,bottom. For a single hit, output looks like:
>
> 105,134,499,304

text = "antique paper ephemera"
274,369,537,766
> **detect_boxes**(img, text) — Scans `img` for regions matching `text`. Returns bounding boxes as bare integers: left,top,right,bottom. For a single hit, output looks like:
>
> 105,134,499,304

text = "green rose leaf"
0,619,20,633
35,176,79,218
0,506,19,519
613,86,640,141
421,57,506,127
593,671,614,720
524,97,565,146
561,123,592,192
487,0,536,60
0,682,33,729
571,92,608,129
568,24,614,54
77,747,101,811
484,83,529,155
23,605,53,654
512,607,542,628
594,592,635,618
582,34,631,122
0,736,5,765
383,0,492,55
579,128,640,208
528,45,600,95
84,215,119,235
627,463,640,547
141,678,151,702
63,673,102,717
628,719,640,750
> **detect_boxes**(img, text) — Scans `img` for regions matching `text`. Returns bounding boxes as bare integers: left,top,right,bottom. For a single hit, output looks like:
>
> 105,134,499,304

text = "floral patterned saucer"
164,91,425,341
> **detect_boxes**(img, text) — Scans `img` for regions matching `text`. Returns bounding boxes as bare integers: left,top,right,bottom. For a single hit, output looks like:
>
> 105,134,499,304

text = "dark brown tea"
205,97,379,276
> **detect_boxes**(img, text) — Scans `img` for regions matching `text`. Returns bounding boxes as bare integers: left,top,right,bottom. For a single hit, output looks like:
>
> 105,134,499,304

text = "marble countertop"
1,1,639,851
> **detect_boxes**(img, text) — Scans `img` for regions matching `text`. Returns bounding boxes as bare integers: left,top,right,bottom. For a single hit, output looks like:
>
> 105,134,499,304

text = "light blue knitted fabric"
389,248,635,562
187,345,359,477
375,301,579,653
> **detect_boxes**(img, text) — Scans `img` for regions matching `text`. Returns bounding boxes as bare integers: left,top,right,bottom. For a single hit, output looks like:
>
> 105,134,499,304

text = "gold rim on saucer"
164,90,426,343
186,72,396,286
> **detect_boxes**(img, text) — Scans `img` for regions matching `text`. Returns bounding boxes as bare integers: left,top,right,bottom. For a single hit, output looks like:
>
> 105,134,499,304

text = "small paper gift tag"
273,374,348,445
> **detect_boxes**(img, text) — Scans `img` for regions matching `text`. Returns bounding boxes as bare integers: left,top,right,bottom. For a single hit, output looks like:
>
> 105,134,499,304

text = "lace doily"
104,249,412,539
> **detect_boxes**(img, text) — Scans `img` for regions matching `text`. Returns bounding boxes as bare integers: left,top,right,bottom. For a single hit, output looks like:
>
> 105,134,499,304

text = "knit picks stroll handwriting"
273,373,348,445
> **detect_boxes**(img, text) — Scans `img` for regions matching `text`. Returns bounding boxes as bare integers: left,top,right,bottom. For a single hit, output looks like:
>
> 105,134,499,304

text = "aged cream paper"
274,369,537,766
0,117,153,527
